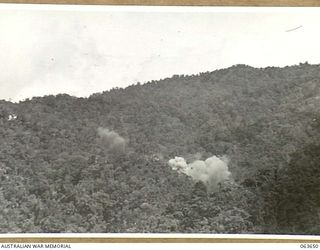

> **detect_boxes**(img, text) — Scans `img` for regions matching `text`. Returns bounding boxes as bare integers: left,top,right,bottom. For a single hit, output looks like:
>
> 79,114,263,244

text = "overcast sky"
1,5,320,102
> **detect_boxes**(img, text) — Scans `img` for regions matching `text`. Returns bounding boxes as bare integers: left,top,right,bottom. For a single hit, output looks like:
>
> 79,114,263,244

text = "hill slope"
0,63,319,233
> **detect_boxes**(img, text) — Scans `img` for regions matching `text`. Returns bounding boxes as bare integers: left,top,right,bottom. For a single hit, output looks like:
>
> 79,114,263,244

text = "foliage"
0,63,320,233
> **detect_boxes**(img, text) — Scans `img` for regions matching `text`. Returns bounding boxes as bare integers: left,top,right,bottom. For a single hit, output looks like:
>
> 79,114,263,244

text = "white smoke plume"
168,155,231,192
168,157,188,172
97,127,127,153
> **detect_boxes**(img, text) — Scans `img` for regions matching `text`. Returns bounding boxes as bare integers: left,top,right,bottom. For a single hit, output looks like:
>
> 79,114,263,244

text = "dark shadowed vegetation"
0,63,319,233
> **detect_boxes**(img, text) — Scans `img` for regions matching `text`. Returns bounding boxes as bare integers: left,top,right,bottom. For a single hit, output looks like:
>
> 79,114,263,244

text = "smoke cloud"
97,127,126,153
168,155,231,192
168,157,188,172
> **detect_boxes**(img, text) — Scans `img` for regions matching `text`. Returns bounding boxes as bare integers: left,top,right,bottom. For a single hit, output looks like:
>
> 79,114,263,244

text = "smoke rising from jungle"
168,155,231,192
97,127,127,153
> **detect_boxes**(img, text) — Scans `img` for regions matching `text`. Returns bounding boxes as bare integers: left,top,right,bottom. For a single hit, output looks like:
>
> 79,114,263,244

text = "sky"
1,5,320,102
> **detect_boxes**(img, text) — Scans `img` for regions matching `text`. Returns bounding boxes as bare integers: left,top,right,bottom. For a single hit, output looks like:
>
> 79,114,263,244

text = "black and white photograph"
0,4,320,235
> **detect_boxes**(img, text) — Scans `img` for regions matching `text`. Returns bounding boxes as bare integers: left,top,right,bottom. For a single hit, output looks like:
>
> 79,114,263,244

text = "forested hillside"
0,63,319,234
